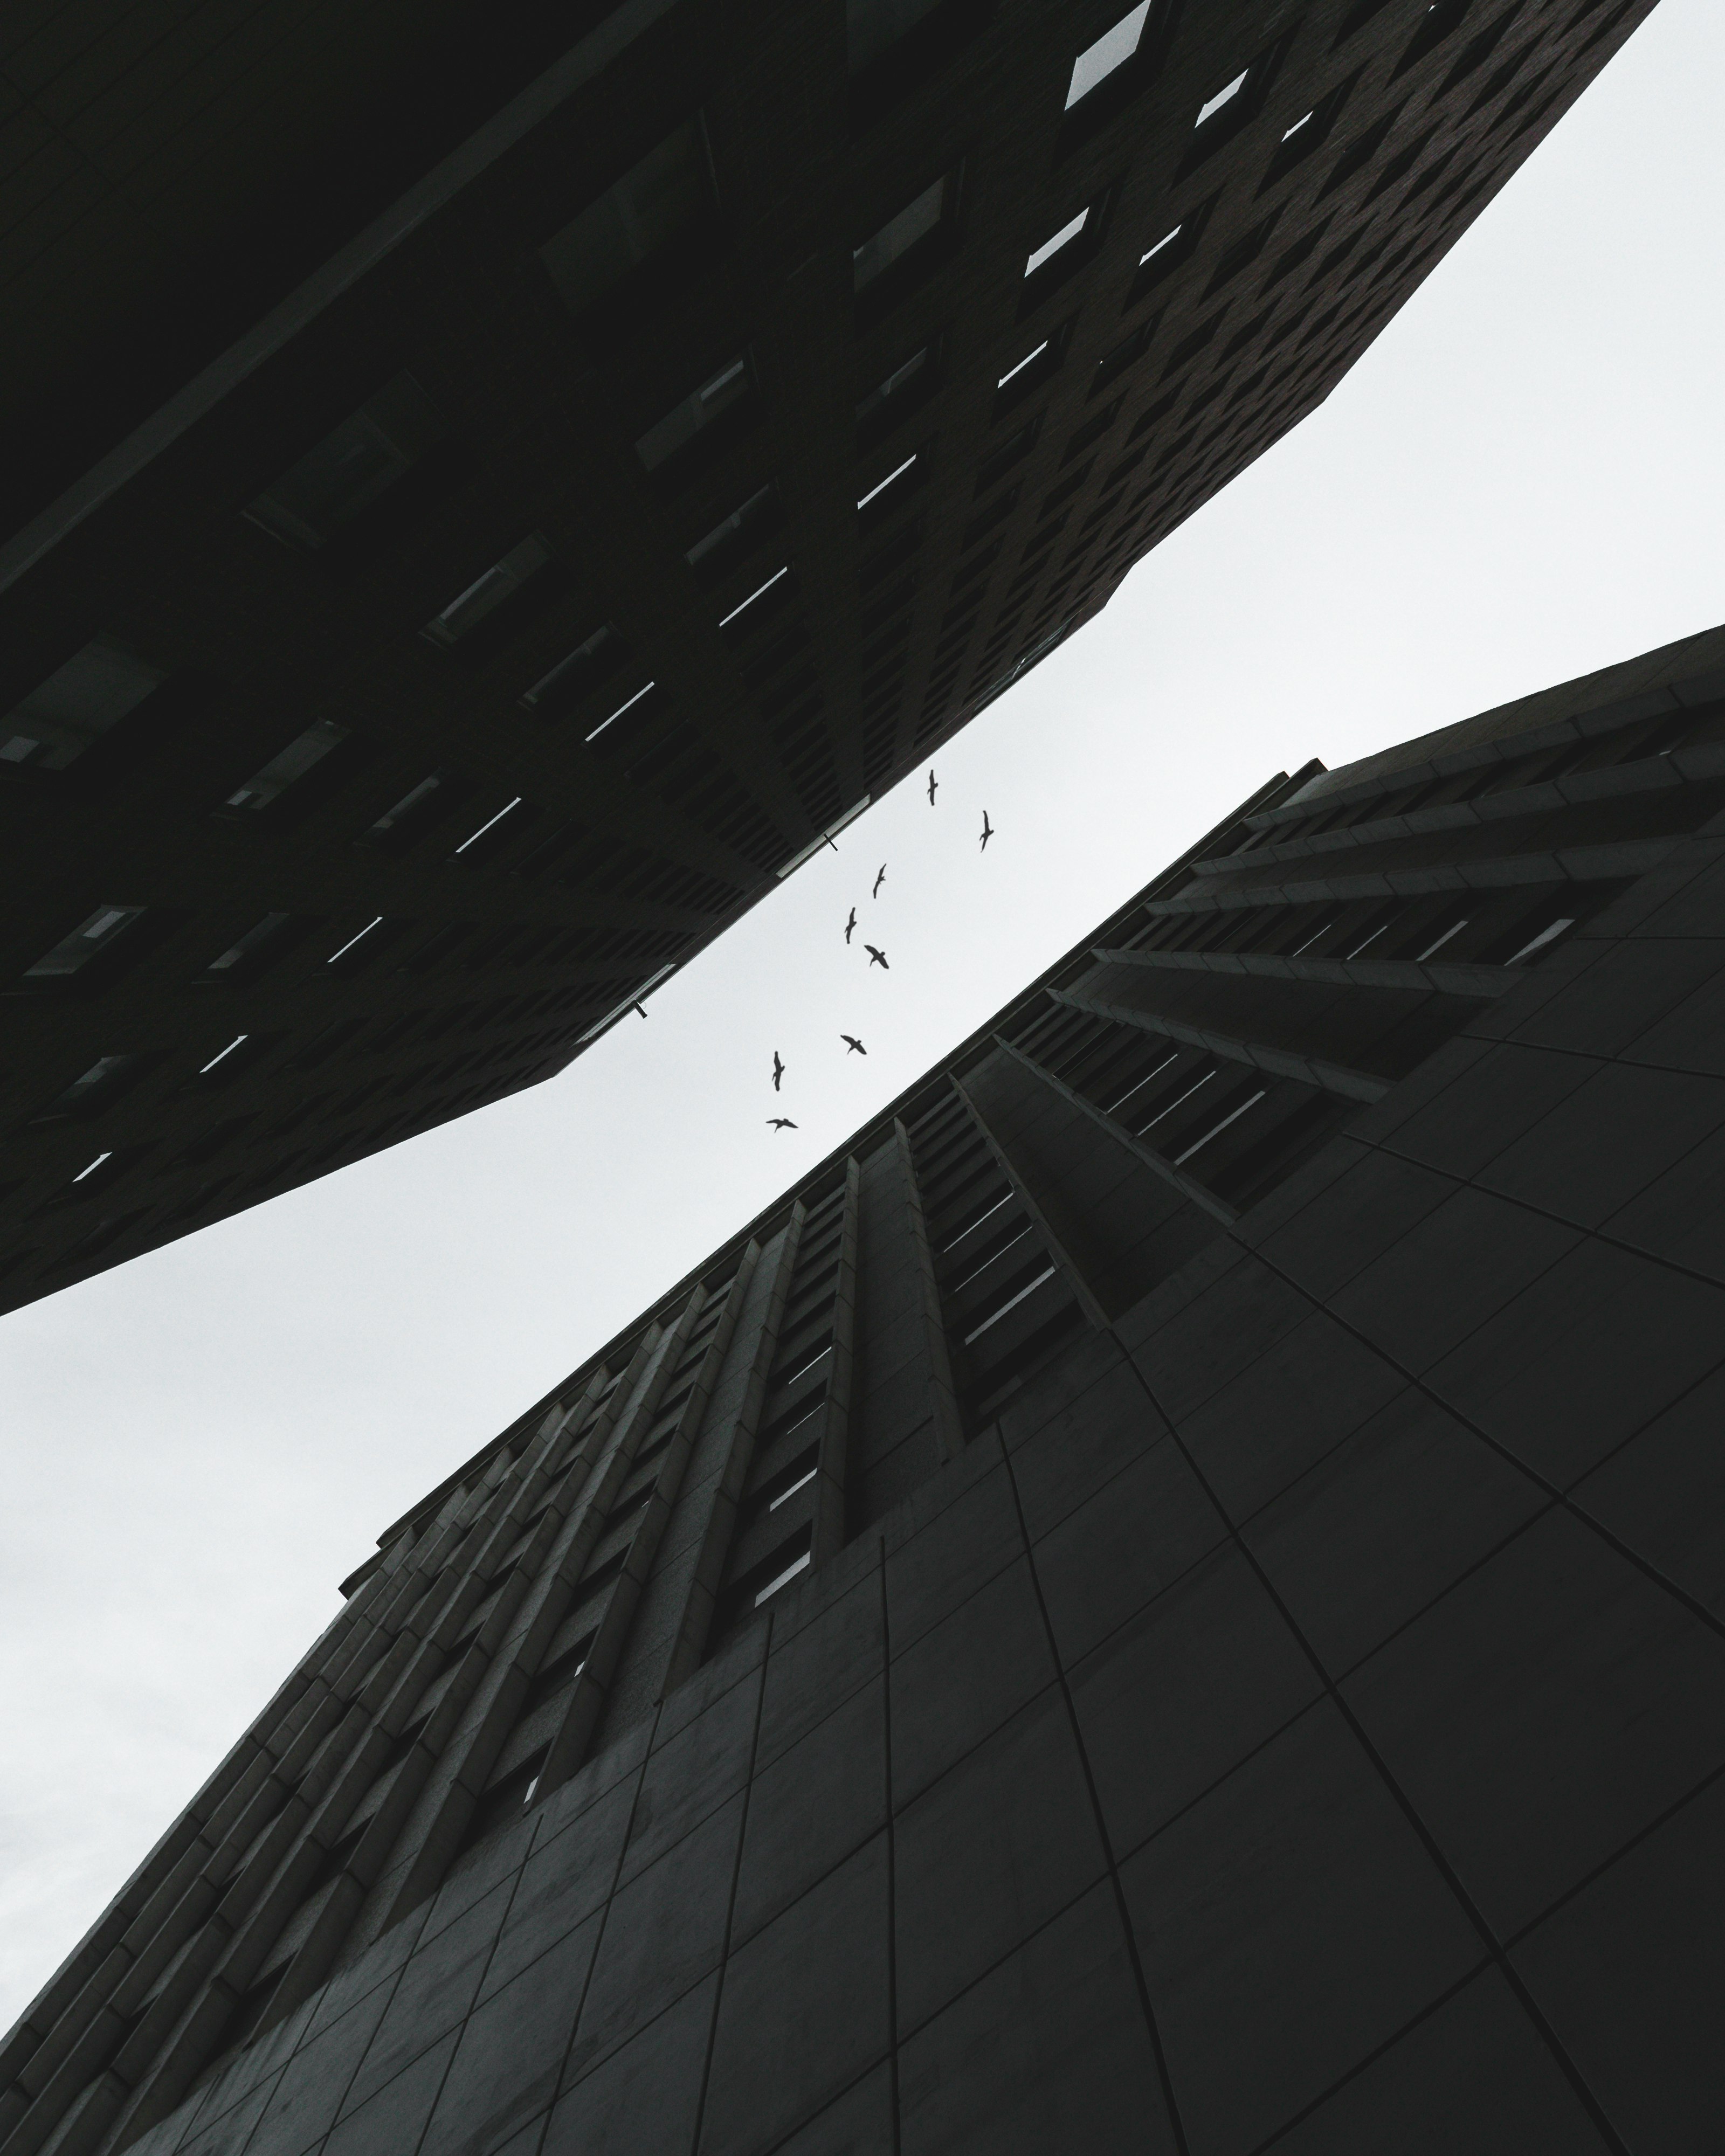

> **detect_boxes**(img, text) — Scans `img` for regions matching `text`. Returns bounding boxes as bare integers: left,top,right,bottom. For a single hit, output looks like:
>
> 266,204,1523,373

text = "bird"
841,1034,867,1055
865,944,889,969
979,810,994,852
771,1051,785,1091
927,769,937,806
844,907,857,944
767,1117,798,1131
872,863,887,899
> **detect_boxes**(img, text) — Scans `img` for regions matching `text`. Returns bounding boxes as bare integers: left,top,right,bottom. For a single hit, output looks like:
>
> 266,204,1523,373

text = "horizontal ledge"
1053,986,1390,1104
1090,945,1514,999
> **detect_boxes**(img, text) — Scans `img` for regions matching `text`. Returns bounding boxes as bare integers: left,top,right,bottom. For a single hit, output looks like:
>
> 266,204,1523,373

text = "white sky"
3,0,1721,2033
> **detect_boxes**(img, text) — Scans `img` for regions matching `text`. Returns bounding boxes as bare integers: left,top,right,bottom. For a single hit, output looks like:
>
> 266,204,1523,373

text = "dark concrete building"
7,619,1725,2156
0,0,1658,1313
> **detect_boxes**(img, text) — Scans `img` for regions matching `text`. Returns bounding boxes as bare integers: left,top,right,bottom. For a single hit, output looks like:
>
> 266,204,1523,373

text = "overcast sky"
3,0,1722,2032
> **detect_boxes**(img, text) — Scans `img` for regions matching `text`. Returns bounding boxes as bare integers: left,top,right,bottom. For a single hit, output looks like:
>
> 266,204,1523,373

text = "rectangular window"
1,636,165,772
685,485,781,586
635,355,754,472
540,120,709,315
24,905,146,982
855,343,936,446
223,721,349,813
853,175,952,292
421,536,551,649
203,912,294,980
520,624,629,716
1025,207,1089,278
31,1054,145,1122
244,375,443,551
1066,2,1151,107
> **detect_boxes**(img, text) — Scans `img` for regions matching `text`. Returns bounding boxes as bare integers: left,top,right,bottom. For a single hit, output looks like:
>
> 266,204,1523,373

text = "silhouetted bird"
767,1117,798,1131
979,811,994,852
865,944,889,969
872,863,887,899
841,1034,867,1055
927,770,937,806
771,1051,785,1092
844,907,857,944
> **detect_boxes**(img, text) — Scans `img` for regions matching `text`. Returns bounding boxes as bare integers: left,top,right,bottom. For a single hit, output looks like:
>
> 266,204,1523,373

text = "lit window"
1139,223,1182,266
754,1550,812,1607
858,454,918,511
540,121,709,315
422,537,551,649
1281,108,1313,141
585,681,657,744
718,565,789,631
1196,69,1250,126
1505,917,1576,965
0,637,164,772
245,375,443,551
327,918,384,967
521,625,629,715
24,906,146,981
198,1036,249,1075
853,176,950,292
1024,208,1089,278
224,722,349,813
635,356,753,471
997,340,1049,390
72,1151,113,1185
1065,2,1151,108
453,799,524,856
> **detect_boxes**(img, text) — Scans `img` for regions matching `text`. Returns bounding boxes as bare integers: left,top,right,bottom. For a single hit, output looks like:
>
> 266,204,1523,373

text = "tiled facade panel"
54,820,1725,2155
11,643,1725,2156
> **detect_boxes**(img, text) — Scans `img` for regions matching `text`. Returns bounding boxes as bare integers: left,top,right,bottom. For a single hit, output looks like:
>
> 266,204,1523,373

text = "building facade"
0,0,1659,1313
6,620,1724,2155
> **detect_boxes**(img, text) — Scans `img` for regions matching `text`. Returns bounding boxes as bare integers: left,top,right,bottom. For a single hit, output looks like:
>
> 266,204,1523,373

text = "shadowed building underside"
0,0,1659,1311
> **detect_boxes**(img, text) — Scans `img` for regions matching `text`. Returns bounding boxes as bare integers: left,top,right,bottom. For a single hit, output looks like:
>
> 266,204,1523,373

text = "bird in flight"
841,1034,867,1055
844,907,857,944
979,811,994,852
927,769,937,806
771,1051,785,1092
767,1117,798,1131
865,944,889,969
872,863,887,899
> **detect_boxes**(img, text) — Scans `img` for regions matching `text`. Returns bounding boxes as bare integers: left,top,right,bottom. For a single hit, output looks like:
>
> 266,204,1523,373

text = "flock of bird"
765,771,993,1132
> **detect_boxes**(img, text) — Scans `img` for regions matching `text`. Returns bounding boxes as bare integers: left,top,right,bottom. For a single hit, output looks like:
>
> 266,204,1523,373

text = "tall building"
0,0,1658,1314
6,620,1723,2156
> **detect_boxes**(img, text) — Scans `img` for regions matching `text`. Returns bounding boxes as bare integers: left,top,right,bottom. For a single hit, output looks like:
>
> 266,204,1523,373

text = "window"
858,452,924,526
366,771,462,847
326,918,385,971
203,913,293,980
451,798,526,860
540,120,710,314
520,625,629,715
421,536,551,649
1066,2,1151,107
855,344,937,446
634,355,754,472
223,721,349,813
685,486,781,586
245,375,443,551
992,316,1075,416
1,636,164,771
719,565,792,639
1140,222,1182,267
1196,69,1249,127
585,681,658,744
24,905,146,982
1025,208,1089,278
31,1055,144,1122
853,175,952,293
